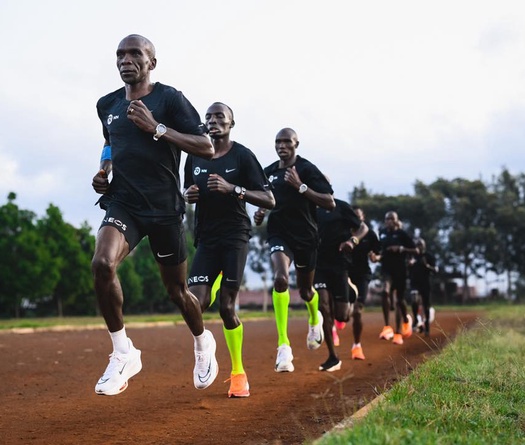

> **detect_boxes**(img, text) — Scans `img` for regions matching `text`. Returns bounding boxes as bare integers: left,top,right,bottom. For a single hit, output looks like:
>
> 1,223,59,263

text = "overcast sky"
1,0,524,233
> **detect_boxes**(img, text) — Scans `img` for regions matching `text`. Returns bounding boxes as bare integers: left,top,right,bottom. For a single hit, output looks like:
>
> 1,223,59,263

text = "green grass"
314,303,525,445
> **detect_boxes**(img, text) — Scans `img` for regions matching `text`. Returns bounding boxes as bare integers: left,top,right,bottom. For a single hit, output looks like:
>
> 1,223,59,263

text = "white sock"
194,330,209,352
110,327,129,354
353,343,361,348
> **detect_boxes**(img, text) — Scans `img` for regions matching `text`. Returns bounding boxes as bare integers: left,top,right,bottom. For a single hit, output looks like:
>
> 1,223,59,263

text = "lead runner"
91,34,218,395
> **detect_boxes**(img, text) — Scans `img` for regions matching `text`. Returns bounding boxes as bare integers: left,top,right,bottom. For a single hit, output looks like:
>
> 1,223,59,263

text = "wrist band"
101,145,112,161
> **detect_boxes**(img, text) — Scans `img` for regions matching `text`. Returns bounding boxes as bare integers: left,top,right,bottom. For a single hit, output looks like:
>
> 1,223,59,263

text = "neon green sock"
210,272,222,307
272,289,290,346
305,290,319,325
223,323,244,375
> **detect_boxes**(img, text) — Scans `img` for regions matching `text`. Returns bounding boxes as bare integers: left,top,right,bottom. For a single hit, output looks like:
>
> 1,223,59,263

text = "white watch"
298,183,308,194
153,123,167,141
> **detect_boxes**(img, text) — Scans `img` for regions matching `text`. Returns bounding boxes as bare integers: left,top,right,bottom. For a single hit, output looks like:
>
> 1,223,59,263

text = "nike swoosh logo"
118,363,127,375
157,252,175,258
198,363,212,383
225,168,236,173
97,378,110,384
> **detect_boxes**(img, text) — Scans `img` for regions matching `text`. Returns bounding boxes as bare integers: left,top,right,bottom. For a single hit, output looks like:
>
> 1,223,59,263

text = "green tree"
118,256,143,313
429,178,495,302
37,205,95,316
0,193,55,317
487,170,525,299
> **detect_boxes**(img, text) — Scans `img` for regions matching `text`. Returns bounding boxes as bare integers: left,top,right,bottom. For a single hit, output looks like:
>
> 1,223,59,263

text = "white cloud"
0,0,524,230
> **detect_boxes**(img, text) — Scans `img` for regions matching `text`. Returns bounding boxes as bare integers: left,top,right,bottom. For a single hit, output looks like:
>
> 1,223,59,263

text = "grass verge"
314,304,525,445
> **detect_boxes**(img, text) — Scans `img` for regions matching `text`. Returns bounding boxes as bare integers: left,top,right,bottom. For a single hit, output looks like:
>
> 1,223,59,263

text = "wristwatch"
298,183,308,194
234,185,246,200
350,236,360,246
153,123,167,141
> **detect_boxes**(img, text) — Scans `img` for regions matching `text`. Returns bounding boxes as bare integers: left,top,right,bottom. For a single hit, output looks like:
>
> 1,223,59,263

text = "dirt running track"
0,310,480,445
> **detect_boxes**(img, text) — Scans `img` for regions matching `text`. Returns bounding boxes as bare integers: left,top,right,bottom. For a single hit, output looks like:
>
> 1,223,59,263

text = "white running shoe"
95,339,142,396
275,344,294,372
416,314,424,332
429,307,436,323
307,311,324,350
193,330,219,390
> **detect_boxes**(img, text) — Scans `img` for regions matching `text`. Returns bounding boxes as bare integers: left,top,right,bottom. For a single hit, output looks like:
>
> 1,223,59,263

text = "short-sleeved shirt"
378,227,416,275
347,228,381,276
410,252,436,287
316,199,361,271
96,82,207,217
184,142,271,246
264,155,333,249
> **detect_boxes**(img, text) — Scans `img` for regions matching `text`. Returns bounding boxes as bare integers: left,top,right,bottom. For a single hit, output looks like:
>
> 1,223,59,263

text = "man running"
315,198,368,371
183,102,274,397
254,128,335,372
377,211,419,345
345,206,381,360
91,34,218,395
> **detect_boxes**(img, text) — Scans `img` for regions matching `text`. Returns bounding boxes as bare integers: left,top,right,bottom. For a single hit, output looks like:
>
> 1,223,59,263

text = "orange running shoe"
379,326,394,340
226,373,250,398
332,326,340,346
402,315,413,338
351,345,365,360
392,333,404,345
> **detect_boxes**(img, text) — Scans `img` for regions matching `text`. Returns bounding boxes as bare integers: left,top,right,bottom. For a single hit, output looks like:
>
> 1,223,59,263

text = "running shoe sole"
319,360,342,372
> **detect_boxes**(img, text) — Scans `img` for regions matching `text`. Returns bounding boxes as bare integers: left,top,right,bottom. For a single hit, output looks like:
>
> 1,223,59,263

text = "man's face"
384,212,397,230
205,104,233,139
116,36,154,85
275,129,298,162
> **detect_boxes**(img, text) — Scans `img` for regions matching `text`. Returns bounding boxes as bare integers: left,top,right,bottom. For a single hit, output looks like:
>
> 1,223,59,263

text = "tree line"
350,168,525,303
0,168,523,318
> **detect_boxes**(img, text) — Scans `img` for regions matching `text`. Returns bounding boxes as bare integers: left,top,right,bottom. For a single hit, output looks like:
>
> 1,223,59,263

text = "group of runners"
90,34,437,399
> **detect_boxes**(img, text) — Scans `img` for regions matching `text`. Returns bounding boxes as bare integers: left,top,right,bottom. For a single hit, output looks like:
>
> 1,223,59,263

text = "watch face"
153,124,167,141
235,186,242,194
299,184,308,193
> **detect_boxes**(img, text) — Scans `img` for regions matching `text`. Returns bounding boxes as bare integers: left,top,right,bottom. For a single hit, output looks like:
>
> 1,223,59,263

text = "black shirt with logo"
184,142,270,246
97,82,206,216
378,227,416,275
264,156,333,249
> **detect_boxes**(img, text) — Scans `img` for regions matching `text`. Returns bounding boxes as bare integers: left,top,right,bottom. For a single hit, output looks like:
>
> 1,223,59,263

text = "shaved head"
120,34,156,60
276,127,298,140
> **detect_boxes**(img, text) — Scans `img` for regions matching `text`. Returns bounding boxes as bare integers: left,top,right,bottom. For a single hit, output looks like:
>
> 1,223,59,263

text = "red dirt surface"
0,309,480,445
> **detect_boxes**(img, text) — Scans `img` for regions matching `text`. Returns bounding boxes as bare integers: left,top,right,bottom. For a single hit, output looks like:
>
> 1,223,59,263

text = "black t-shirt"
264,156,333,248
348,228,381,275
316,199,361,270
184,142,270,245
378,227,416,273
97,82,206,216
409,252,436,286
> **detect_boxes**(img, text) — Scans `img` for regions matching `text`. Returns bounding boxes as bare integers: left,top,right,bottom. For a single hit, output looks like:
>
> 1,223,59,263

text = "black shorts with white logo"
188,241,249,290
267,236,317,272
99,204,187,266
314,268,350,303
